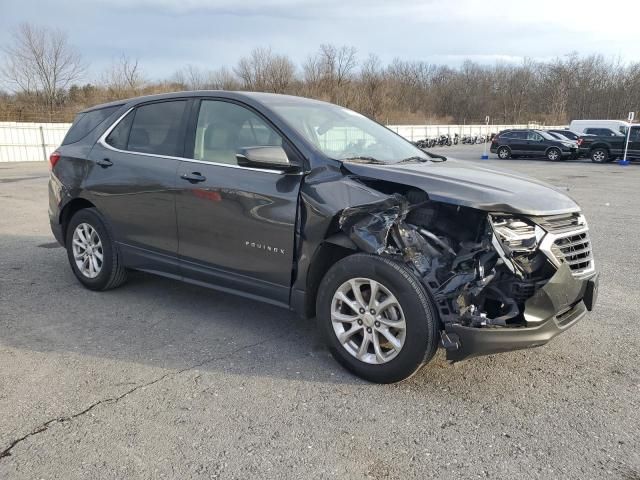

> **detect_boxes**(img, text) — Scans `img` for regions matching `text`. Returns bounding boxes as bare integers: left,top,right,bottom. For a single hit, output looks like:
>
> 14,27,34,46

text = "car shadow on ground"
1,233,580,389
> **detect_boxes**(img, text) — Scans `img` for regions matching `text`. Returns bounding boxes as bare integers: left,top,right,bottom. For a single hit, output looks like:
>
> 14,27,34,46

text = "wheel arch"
59,197,97,246
300,234,358,319
590,143,610,153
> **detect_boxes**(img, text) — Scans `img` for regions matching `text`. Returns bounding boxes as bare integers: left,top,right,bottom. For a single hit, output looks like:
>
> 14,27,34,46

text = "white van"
569,120,629,135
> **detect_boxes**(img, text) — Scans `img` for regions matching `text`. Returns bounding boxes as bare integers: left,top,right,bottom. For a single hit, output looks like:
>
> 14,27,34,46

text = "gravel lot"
1,146,639,479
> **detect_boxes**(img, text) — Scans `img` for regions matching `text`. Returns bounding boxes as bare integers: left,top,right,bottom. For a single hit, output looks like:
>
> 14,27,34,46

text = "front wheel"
317,254,439,383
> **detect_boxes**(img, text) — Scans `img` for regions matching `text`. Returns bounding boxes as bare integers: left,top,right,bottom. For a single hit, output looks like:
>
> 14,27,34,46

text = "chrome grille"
534,212,594,277
552,232,593,274
536,212,582,234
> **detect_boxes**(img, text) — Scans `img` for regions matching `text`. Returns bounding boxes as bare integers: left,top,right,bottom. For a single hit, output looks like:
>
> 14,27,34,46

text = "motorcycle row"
413,133,496,148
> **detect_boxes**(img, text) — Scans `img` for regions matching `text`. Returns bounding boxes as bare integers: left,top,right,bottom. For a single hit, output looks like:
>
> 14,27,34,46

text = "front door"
87,99,191,274
628,126,640,159
526,131,546,156
176,99,303,305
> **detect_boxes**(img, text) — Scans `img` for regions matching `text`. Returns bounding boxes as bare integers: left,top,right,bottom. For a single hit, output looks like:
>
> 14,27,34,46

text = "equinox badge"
245,241,285,255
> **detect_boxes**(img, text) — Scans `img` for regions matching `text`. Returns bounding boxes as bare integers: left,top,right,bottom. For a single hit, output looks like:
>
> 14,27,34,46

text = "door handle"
97,158,113,168
181,172,206,183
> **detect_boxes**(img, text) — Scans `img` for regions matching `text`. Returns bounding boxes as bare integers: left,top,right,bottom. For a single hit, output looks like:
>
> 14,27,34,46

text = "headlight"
490,215,544,252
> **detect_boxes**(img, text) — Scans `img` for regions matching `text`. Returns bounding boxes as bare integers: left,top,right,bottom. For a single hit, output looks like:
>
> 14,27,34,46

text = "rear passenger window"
192,100,282,165
105,111,134,150
63,106,121,145
125,101,188,156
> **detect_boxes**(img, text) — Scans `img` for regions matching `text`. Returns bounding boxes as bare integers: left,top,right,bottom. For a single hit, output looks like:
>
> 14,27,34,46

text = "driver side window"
192,100,282,165
526,131,542,142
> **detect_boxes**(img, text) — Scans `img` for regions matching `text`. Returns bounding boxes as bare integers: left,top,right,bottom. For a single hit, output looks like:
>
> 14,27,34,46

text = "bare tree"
309,44,358,104
207,66,240,90
103,54,145,97
234,47,296,93
356,54,387,119
1,23,86,113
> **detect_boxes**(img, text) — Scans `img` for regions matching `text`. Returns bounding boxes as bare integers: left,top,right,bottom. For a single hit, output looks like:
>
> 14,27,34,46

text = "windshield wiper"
397,156,428,164
422,151,447,162
341,156,387,164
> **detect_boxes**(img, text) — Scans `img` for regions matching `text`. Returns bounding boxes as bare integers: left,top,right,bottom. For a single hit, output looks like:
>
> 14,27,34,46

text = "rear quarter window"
62,106,121,145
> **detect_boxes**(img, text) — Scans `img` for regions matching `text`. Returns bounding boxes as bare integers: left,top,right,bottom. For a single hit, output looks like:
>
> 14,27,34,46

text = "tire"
65,208,127,291
546,147,561,161
590,148,609,163
316,253,439,383
497,146,511,159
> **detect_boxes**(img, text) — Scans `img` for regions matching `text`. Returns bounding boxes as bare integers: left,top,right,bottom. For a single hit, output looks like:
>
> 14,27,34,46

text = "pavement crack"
0,333,287,461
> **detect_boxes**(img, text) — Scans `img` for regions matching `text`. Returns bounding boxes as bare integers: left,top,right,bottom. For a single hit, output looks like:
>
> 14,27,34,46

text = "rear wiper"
341,156,387,164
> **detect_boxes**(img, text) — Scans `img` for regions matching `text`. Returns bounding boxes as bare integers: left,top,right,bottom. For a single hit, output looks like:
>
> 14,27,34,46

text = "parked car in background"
569,120,629,135
547,129,580,141
48,91,598,383
578,125,640,162
583,128,622,137
490,129,577,161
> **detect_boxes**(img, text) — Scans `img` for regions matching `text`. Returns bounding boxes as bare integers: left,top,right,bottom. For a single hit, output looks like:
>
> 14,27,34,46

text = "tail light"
49,151,61,169
492,136,498,143
576,138,583,146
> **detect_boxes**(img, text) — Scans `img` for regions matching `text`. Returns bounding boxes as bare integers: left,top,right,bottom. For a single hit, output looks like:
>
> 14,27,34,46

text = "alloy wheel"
331,277,407,365
71,222,104,278
548,149,560,161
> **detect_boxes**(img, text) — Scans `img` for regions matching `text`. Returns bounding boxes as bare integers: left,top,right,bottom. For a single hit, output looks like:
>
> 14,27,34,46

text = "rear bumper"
50,219,64,246
444,269,598,361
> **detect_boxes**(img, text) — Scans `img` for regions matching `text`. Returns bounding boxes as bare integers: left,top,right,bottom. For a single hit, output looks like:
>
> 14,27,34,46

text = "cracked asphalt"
1,147,639,479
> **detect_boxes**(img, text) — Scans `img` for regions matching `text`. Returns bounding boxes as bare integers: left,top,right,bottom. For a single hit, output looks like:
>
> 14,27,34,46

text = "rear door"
175,98,303,305
87,99,191,274
509,131,529,154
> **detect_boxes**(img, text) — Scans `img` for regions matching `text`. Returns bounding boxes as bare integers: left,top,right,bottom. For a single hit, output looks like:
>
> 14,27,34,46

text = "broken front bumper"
443,265,598,361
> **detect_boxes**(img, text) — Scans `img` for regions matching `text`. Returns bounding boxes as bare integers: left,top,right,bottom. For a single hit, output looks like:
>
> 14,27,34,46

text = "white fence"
0,122,71,162
0,121,569,162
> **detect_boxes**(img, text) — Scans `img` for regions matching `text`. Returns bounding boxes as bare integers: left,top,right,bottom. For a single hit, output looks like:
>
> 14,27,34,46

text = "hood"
343,159,580,216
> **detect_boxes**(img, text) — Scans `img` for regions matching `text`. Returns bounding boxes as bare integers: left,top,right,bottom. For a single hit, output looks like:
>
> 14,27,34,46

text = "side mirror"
236,146,293,171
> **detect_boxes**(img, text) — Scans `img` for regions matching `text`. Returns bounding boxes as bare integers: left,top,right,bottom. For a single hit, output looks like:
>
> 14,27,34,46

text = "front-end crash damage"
337,186,599,361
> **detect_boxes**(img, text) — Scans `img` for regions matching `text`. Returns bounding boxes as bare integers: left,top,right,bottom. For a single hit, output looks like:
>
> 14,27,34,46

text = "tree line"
1,23,639,125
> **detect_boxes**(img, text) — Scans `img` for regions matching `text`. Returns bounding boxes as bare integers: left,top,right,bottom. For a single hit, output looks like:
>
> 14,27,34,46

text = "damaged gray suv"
49,92,598,383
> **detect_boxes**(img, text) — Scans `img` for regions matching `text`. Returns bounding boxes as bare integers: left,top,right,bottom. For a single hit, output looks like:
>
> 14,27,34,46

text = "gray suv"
49,92,598,383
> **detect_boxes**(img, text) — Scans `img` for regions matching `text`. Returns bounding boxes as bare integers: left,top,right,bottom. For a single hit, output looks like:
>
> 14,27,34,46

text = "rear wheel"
590,148,609,163
546,147,561,161
497,146,511,159
317,254,439,383
65,208,127,291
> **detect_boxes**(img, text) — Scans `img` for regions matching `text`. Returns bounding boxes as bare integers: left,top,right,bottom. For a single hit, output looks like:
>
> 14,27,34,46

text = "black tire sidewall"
65,209,116,291
591,148,608,163
547,148,561,161
317,254,439,383
498,147,510,159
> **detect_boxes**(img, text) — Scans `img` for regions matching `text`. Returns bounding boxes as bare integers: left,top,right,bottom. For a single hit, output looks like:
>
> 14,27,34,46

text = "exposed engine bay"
337,185,594,356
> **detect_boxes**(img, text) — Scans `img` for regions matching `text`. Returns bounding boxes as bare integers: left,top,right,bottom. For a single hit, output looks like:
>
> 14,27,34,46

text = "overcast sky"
2,0,640,82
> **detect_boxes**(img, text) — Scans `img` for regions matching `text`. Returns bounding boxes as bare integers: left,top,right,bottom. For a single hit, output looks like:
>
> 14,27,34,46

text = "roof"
79,91,332,114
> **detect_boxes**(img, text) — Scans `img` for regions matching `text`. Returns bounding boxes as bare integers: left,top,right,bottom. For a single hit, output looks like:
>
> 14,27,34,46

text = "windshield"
268,101,428,164
537,130,559,141
549,132,570,141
